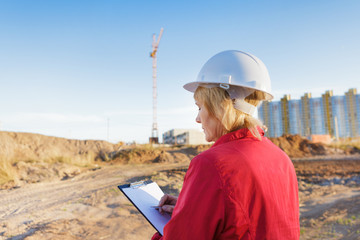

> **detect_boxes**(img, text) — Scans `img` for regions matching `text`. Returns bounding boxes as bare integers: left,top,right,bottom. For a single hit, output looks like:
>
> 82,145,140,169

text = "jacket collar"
212,127,264,148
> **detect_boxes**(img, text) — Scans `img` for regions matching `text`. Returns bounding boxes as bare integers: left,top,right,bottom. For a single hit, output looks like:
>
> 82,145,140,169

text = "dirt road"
1,159,360,239
0,163,188,240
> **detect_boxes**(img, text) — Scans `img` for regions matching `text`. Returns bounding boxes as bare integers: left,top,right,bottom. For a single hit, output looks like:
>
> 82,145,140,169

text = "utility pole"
149,28,163,144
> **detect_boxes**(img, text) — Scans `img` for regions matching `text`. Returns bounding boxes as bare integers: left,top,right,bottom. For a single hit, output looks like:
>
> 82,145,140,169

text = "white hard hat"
183,50,273,115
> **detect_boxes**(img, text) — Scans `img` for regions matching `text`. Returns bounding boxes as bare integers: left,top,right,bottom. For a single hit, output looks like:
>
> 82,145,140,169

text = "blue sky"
0,0,359,143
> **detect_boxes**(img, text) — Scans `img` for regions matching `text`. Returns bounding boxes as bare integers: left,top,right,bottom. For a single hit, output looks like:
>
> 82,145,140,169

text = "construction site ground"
0,157,359,240
1,132,360,239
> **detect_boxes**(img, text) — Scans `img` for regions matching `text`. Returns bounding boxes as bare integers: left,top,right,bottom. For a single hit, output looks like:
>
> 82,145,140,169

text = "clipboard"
118,180,171,236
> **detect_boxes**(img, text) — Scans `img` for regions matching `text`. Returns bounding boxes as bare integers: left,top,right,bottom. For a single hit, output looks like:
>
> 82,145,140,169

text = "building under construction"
258,88,360,139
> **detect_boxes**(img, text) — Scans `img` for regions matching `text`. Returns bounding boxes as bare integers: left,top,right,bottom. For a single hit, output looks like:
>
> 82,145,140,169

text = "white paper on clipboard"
118,180,171,236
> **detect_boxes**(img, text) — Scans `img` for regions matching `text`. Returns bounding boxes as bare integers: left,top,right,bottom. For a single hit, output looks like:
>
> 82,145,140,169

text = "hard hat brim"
183,81,274,101
183,81,200,92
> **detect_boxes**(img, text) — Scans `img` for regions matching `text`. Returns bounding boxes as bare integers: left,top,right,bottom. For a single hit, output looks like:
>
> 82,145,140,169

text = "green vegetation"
48,152,96,168
0,152,97,188
328,139,360,151
337,217,355,226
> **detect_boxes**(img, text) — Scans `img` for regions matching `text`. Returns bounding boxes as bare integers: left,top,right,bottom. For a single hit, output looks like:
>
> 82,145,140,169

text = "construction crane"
149,28,163,144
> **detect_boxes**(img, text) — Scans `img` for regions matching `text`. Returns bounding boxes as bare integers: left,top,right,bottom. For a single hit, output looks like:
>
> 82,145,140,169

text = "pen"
150,205,161,210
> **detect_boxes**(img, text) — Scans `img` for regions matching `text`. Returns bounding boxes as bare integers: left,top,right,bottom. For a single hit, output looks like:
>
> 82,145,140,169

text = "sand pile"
0,131,355,164
269,134,345,158
108,145,208,164
1,131,359,189
0,132,212,188
0,131,119,188
0,131,118,162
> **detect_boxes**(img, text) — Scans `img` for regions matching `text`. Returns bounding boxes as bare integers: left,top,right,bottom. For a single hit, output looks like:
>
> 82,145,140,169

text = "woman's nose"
196,114,201,123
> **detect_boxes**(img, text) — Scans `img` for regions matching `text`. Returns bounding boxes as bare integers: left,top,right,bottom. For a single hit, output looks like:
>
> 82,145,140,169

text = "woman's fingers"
158,194,170,206
158,194,178,214
168,195,178,205
160,204,174,214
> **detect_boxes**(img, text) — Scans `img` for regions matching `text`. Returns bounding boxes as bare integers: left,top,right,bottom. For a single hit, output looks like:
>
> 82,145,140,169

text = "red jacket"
153,128,300,240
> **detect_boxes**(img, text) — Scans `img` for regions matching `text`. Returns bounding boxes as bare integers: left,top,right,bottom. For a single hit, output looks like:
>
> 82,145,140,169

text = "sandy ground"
1,158,360,240
296,159,360,239
0,163,187,240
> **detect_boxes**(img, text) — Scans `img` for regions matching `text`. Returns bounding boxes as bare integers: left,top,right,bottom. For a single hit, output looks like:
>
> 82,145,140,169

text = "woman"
152,50,300,240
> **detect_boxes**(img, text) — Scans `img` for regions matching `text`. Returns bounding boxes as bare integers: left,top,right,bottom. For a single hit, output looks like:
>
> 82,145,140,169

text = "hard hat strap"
198,83,257,115
233,99,257,116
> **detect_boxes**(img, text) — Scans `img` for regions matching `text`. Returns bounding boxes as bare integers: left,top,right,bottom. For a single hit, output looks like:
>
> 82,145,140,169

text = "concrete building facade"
346,88,358,137
322,90,334,136
258,88,360,139
331,95,349,138
269,101,282,137
300,93,312,136
309,97,326,135
162,129,209,145
280,95,291,135
288,99,302,135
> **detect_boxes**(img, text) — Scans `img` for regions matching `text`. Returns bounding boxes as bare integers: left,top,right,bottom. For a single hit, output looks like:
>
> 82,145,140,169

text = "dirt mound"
0,131,118,162
0,131,119,188
0,131,212,189
0,131,352,164
342,145,360,155
1,131,357,164
109,148,171,164
14,161,82,183
1,131,358,190
269,134,343,158
108,145,210,164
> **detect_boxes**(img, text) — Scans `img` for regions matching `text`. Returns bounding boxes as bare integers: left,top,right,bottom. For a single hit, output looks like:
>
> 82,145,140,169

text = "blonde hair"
194,86,265,140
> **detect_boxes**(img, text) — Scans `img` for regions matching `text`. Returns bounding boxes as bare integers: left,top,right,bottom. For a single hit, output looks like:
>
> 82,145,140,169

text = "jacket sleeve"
162,155,226,240
151,232,162,240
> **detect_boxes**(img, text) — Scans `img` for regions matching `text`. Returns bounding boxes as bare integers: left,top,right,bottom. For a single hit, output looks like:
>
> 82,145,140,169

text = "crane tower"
149,28,163,144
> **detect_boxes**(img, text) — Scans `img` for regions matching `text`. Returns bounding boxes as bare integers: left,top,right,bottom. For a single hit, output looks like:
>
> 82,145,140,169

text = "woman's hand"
158,194,178,214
